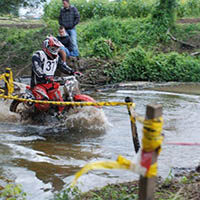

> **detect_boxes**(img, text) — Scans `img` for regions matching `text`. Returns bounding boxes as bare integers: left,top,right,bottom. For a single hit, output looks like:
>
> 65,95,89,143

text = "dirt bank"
77,166,200,200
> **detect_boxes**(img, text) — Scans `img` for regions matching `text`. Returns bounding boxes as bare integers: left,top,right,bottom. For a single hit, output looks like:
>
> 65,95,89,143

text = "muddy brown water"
0,83,200,199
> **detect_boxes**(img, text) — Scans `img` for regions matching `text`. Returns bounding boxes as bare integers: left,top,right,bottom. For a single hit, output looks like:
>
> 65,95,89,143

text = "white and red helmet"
42,36,63,59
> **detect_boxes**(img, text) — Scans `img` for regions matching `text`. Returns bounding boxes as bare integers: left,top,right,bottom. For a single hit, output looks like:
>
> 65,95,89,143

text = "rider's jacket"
31,50,74,88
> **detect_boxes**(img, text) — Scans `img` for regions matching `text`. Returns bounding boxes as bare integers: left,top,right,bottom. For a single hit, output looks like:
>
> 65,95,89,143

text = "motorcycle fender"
73,94,96,102
73,94,101,108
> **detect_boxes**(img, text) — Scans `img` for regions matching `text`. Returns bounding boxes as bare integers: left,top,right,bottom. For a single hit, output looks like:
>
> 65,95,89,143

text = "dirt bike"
9,75,96,121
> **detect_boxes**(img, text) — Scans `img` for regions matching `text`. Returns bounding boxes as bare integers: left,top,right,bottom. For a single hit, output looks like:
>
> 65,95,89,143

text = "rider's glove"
62,62,75,75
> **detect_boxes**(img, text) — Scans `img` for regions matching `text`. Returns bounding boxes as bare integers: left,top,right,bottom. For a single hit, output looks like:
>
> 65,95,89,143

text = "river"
0,83,200,199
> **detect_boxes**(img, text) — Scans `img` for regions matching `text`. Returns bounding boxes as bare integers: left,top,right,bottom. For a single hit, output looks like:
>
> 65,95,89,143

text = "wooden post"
125,97,140,153
139,104,162,200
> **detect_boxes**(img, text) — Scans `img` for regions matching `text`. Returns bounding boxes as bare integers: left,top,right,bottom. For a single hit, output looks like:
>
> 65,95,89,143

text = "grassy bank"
54,168,200,200
1,17,200,83
1,166,199,199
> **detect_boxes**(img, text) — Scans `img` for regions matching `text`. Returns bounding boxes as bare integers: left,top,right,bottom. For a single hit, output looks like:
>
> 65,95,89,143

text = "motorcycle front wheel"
10,93,35,113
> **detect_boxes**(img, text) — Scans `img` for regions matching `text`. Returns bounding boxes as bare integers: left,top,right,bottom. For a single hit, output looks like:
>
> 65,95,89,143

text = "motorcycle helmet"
42,36,63,59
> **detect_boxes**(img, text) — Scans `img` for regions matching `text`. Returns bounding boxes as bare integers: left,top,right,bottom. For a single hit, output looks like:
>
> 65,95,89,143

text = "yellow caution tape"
0,93,135,107
0,68,136,107
127,104,136,124
71,155,146,187
142,117,164,153
146,162,157,178
0,68,14,96
135,116,145,124
0,89,5,94
141,117,163,178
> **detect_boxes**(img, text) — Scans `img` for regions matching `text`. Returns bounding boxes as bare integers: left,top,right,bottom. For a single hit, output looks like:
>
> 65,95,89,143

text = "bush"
43,0,154,21
43,0,200,22
0,184,26,200
92,37,115,58
151,0,177,28
110,47,200,82
177,0,200,17
0,27,53,74
76,16,170,57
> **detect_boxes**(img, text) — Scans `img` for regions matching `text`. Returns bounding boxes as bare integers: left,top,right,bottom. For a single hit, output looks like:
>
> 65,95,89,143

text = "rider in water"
31,36,75,115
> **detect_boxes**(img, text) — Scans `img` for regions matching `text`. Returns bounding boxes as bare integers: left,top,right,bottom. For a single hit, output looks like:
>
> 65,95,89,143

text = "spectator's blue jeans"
66,28,79,57
60,46,79,57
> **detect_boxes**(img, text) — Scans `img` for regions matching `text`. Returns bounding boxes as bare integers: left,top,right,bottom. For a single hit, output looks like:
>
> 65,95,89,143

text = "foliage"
0,27,52,75
54,182,139,200
109,46,200,82
1,14,200,82
43,0,62,21
92,37,115,59
43,0,154,21
43,0,200,22
177,0,200,17
75,16,170,58
151,0,177,28
0,0,47,16
54,185,81,200
0,184,27,200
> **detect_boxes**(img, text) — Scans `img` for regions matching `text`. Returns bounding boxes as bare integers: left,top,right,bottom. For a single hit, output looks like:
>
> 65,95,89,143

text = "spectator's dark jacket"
59,6,80,30
57,35,73,52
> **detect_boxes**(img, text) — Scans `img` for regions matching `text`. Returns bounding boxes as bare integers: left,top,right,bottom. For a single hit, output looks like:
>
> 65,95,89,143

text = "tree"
0,0,47,16
152,0,176,28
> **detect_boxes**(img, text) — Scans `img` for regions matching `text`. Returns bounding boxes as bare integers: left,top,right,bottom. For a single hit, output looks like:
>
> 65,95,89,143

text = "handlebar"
53,76,77,86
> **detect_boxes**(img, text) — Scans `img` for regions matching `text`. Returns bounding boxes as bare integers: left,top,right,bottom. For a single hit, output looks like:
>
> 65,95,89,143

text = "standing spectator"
59,0,80,57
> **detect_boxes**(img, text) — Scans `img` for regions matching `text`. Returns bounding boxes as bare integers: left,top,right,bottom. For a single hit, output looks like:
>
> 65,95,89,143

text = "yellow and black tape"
0,67,14,96
71,155,146,187
142,117,164,153
0,68,136,107
0,94,135,107
141,117,164,178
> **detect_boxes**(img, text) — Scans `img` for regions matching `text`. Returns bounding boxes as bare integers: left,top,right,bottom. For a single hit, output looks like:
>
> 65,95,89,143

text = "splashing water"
65,107,112,134
0,100,20,122
0,99,111,134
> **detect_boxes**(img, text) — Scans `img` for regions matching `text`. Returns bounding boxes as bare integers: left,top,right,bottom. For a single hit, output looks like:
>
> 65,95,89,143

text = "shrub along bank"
43,0,200,21
1,0,200,83
1,16,200,83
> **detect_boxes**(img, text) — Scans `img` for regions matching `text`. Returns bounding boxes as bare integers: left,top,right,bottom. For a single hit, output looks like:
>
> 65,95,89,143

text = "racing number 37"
45,61,55,72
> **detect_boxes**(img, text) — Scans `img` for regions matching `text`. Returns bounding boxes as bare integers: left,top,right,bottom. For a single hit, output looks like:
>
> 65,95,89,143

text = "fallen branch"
167,28,197,49
190,51,200,56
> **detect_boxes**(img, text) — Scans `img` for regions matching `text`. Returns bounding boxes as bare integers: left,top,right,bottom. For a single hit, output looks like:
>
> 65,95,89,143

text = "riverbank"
56,166,200,200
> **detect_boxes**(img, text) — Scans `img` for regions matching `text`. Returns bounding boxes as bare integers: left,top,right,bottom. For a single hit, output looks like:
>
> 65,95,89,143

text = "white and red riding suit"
31,50,74,113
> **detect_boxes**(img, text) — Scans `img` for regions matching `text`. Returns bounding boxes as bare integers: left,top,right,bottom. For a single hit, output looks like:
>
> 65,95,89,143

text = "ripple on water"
1,88,200,199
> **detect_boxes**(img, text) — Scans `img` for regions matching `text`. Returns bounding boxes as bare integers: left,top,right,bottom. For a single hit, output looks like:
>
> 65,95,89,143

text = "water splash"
0,100,20,122
65,107,112,134
0,99,111,135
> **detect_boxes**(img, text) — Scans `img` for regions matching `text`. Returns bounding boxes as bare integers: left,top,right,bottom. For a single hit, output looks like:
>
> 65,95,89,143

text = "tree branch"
167,28,197,49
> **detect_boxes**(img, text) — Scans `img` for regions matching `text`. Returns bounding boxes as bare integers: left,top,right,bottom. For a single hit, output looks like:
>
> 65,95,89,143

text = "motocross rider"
31,36,75,114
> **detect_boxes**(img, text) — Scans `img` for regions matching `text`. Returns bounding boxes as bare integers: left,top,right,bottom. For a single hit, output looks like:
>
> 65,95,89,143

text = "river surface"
0,84,200,199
